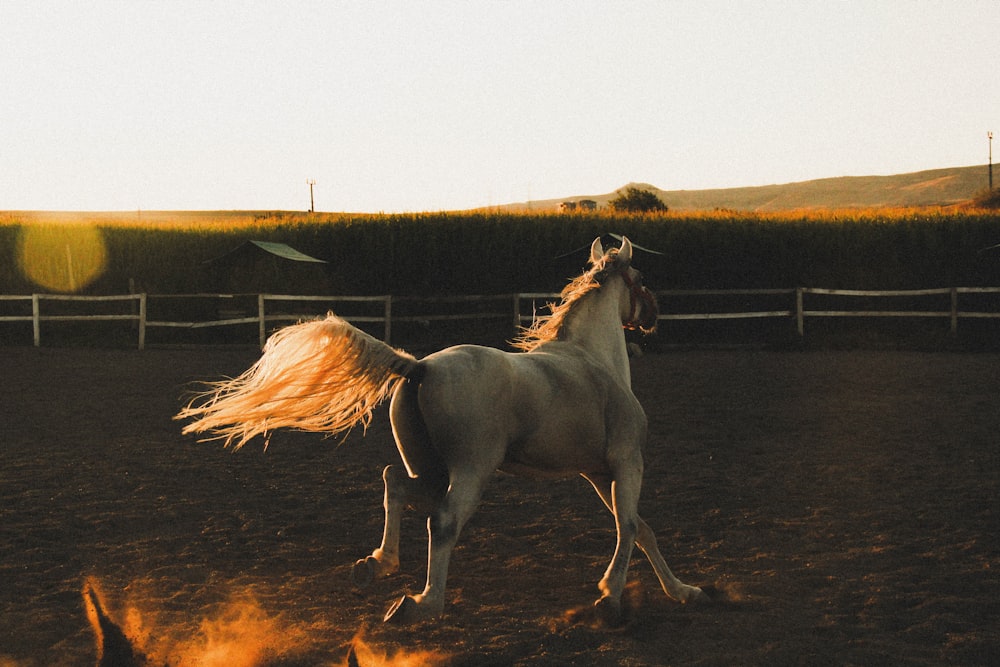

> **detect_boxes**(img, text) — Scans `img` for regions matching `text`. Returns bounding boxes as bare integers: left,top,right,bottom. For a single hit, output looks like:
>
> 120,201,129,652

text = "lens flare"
17,224,107,292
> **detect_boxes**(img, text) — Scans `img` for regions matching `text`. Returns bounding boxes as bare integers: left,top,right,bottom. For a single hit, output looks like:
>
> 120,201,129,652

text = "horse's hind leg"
384,464,492,623
352,381,446,587
582,474,704,606
352,464,435,586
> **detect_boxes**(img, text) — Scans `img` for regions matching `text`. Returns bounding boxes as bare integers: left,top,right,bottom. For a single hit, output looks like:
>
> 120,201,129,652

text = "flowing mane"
512,248,624,352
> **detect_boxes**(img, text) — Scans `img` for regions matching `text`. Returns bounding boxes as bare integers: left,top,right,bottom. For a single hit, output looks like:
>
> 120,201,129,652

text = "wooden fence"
3,287,1000,349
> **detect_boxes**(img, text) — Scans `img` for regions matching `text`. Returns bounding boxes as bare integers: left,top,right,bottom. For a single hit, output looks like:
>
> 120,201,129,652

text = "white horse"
178,237,704,624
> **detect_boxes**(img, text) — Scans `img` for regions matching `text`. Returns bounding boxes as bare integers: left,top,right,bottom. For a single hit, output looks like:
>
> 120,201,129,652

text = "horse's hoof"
351,557,377,588
383,595,418,624
594,596,623,628
683,585,708,604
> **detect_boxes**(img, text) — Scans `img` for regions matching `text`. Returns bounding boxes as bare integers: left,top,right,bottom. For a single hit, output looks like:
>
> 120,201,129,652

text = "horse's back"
418,343,604,414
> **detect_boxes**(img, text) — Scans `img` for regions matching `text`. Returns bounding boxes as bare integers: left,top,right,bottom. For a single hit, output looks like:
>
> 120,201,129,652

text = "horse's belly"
500,427,609,477
497,460,584,480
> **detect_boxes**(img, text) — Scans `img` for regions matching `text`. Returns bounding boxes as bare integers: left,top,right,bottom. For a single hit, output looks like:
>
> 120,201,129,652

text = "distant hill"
497,164,994,212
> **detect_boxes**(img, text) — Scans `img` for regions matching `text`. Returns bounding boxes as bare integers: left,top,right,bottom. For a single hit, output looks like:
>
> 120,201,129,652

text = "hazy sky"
3,1,998,212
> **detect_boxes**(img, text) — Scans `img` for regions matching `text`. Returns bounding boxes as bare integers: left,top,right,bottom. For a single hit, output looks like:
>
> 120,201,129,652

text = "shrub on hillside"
608,187,668,213
972,188,1000,209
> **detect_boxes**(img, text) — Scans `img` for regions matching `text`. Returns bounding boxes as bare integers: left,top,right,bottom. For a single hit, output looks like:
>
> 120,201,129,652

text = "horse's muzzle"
625,287,658,333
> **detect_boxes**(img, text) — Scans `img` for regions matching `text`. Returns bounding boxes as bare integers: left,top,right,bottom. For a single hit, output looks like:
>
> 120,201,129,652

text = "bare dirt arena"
1,346,997,666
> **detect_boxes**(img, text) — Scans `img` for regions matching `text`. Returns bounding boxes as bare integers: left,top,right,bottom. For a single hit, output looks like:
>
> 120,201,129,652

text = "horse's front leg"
583,473,705,610
592,470,642,626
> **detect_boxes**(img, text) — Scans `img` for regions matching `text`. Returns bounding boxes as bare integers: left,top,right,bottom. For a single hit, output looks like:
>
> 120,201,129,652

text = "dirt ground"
0,345,997,666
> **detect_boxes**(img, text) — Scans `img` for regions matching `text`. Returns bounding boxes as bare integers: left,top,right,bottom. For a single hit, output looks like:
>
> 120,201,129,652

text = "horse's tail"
177,314,421,449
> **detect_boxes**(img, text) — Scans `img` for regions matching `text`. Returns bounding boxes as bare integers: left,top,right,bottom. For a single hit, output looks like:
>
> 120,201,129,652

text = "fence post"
795,288,804,337
950,287,958,336
138,293,147,350
513,294,521,335
384,296,392,344
32,294,40,347
258,294,267,347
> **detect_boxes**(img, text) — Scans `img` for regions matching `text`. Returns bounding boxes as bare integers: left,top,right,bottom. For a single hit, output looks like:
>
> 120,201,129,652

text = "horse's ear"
590,237,605,265
618,236,633,264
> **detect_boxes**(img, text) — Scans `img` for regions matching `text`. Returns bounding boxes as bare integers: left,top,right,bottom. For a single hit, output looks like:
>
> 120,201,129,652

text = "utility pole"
989,132,994,192
306,179,316,213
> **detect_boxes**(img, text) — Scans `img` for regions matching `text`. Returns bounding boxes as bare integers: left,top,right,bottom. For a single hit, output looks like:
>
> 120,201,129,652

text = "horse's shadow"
554,580,745,637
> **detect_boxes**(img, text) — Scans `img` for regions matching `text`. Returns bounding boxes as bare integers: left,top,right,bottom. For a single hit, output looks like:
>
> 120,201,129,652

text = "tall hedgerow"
3,209,1000,296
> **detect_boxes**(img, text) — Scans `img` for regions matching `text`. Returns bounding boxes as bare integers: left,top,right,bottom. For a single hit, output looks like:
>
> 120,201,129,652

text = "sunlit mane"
512,249,623,352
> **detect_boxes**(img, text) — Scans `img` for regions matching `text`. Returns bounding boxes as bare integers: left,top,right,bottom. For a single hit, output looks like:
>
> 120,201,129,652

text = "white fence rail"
3,288,1000,349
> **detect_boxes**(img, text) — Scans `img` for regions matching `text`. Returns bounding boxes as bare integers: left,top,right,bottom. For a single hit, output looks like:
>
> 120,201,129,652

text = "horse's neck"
562,287,632,386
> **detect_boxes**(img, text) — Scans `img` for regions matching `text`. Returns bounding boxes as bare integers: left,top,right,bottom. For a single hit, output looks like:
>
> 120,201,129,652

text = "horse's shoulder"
518,340,588,362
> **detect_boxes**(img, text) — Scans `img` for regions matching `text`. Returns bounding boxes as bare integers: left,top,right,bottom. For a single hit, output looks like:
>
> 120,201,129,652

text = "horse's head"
590,236,659,333
513,236,659,352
